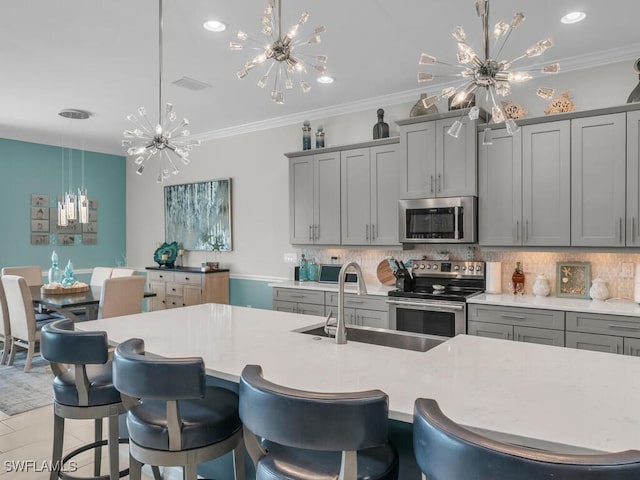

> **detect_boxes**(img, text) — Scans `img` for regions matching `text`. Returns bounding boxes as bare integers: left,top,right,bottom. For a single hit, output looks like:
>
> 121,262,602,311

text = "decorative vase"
302,120,312,150
627,58,640,103
62,260,77,287
410,93,438,117
48,250,62,285
589,278,609,301
533,275,550,297
315,126,325,148
298,254,308,282
512,262,525,295
373,109,390,139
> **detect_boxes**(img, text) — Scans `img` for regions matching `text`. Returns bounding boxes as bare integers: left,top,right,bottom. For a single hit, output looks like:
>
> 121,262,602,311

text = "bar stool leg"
184,463,198,480
151,466,162,480
108,413,119,480
50,413,64,480
129,455,143,480
94,418,103,477
232,441,246,480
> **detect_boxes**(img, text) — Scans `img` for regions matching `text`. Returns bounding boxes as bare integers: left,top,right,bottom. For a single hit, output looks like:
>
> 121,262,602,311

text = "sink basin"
296,325,443,352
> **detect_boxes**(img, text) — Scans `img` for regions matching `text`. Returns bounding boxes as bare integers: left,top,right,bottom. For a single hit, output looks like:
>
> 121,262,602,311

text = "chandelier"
122,0,200,183
57,109,91,227
417,0,559,142
231,0,328,104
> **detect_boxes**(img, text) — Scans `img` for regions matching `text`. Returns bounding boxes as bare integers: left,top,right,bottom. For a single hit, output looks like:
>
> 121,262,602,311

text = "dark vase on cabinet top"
373,108,389,139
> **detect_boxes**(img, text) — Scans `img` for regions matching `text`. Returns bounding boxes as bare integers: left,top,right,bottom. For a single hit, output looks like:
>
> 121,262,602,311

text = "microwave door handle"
454,206,460,239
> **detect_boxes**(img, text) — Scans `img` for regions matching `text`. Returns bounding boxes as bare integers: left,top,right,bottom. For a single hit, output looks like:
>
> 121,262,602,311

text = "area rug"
0,353,53,415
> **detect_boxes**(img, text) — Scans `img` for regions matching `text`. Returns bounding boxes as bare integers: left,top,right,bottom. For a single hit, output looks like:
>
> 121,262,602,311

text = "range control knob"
425,264,431,270
461,266,467,271
432,264,438,270
468,266,475,272
419,264,426,269
475,265,482,272
453,265,460,271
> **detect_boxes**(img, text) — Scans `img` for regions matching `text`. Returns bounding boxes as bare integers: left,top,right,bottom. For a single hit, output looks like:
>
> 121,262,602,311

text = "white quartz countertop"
80,304,640,454
469,293,640,317
268,280,394,296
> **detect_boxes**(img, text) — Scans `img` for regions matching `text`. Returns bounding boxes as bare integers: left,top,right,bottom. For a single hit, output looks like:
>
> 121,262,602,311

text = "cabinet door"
344,307,357,325
289,156,314,244
571,113,626,246
566,331,623,354
341,148,371,244
522,121,570,246
624,337,640,356
514,326,564,347
478,129,522,245
273,300,297,313
435,117,477,197
357,309,389,329
183,285,202,307
148,281,166,311
399,121,437,198
627,110,640,246
370,144,400,245
467,320,513,340
314,151,342,244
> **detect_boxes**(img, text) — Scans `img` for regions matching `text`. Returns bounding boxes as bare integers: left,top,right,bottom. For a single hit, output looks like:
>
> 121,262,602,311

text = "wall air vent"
171,76,212,91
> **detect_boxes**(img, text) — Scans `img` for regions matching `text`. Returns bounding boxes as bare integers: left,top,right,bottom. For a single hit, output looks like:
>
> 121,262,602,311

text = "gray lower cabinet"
272,288,326,316
566,311,640,356
479,121,570,246
340,143,400,245
325,293,389,329
571,113,627,246
467,304,565,347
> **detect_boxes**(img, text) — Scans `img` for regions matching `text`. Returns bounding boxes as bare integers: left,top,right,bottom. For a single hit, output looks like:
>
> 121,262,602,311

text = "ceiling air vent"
172,76,212,91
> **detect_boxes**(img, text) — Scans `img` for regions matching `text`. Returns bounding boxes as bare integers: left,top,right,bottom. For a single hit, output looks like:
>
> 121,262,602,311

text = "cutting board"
376,259,396,286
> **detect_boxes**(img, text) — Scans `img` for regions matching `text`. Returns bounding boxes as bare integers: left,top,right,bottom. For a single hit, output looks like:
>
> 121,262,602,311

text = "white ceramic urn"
589,278,609,301
532,274,550,297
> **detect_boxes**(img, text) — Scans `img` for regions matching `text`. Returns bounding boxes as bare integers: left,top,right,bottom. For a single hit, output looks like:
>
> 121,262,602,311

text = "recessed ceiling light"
561,11,586,24
317,75,334,84
203,20,226,32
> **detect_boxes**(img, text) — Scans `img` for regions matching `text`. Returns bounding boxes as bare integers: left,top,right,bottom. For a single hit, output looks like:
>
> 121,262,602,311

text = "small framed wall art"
556,262,591,298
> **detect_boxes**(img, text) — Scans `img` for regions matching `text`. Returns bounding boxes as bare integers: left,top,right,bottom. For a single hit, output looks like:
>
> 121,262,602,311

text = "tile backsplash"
300,246,640,301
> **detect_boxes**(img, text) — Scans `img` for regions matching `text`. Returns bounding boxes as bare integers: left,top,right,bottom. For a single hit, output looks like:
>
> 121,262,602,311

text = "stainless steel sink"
295,325,443,352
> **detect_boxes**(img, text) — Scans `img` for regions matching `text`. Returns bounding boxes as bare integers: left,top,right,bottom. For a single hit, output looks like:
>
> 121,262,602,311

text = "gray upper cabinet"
289,151,341,245
341,144,400,245
571,113,627,246
398,115,477,199
627,110,640,246
479,121,570,246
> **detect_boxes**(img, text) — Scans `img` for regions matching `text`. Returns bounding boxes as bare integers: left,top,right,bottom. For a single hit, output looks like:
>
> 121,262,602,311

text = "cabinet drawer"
272,288,325,305
514,326,564,347
147,271,175,282
297,303,326,316
566,312,640,338
566,331,623,354
467,320,512,340
165,295,184,309
325,293,388,311
273,300,297,313
467,304,564,330
174,272,201,285
165,283,184,296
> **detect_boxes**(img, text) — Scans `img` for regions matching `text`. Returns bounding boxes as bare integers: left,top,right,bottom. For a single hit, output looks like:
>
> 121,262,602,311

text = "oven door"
387,298,466,339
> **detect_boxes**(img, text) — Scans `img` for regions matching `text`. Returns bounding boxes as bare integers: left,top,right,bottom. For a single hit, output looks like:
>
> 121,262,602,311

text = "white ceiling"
1,0,639,155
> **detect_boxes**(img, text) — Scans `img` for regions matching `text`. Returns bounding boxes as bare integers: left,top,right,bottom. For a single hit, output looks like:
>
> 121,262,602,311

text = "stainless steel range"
387,260,485,340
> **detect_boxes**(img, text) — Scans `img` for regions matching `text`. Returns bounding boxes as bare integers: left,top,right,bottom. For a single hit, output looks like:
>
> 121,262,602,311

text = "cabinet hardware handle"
501,314,526,320
315,224,319,240
309,225,313,240
633,217,636,243
525,220,529,242
430,175,434,193
372,224,376,240
290,294,305,298
608,324,639,331
515,220,520,242
185,277,190,280
366,224,369,240
159,275,164,279
438,174,442,193
620,217,623,244
349,301,365,304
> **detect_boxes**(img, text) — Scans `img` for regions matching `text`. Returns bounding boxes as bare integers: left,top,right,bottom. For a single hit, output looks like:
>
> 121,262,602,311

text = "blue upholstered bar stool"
239,364,399,480
40,319,129,480
112,338,245,480
413,398,640,480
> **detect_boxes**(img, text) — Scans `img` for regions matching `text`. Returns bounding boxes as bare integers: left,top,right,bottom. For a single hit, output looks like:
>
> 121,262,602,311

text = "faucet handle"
324,312,337,337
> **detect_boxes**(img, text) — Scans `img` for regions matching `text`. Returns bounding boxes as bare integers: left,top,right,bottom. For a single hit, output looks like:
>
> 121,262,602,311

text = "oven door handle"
386,300,465,311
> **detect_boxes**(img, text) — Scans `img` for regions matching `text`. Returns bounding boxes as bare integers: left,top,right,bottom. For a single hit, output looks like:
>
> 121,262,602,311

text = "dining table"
30,285,156,321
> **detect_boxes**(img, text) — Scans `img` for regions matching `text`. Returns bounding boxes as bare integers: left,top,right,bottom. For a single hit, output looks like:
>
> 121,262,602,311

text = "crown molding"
192,44,640,143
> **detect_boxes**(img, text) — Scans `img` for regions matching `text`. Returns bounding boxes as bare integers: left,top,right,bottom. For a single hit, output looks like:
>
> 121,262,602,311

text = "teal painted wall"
229,278,273,310
0,138,126,271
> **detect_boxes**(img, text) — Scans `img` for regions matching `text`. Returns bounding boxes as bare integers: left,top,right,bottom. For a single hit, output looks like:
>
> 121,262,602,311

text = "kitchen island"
80,304,640,475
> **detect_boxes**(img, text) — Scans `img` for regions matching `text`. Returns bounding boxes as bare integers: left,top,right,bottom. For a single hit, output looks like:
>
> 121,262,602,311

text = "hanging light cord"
158,0,164,131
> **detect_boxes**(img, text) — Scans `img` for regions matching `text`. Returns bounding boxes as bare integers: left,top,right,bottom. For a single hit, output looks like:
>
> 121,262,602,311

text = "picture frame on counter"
556,262,591,299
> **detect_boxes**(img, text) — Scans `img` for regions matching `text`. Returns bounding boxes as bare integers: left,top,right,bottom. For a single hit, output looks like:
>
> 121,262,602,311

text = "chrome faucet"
324,261,368,344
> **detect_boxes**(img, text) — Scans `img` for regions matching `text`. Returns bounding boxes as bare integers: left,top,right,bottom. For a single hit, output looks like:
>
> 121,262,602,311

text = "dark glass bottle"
315,126,325,148
373,108,390,139
512,261,525,295
302,120,311,150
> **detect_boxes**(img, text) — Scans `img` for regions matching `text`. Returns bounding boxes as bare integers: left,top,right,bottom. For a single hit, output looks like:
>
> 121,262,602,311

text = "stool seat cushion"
257,441,399,480
52,362,122,407
127,386,241,451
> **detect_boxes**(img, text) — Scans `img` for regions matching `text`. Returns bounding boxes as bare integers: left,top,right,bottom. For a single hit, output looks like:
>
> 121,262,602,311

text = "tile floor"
0,405,157,479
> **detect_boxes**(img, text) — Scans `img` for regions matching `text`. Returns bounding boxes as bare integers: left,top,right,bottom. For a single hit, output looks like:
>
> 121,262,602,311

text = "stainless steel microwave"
399,196,477,244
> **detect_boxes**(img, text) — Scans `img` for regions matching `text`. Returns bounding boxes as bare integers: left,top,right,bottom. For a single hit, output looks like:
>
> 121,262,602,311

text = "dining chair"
112,337,245,480
413,398,640,480
110,268,137,278
98,276,146,319
239,364,399,480
0,280,11,365
90,267,113,287
1,275,51,372
1,265,60,322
